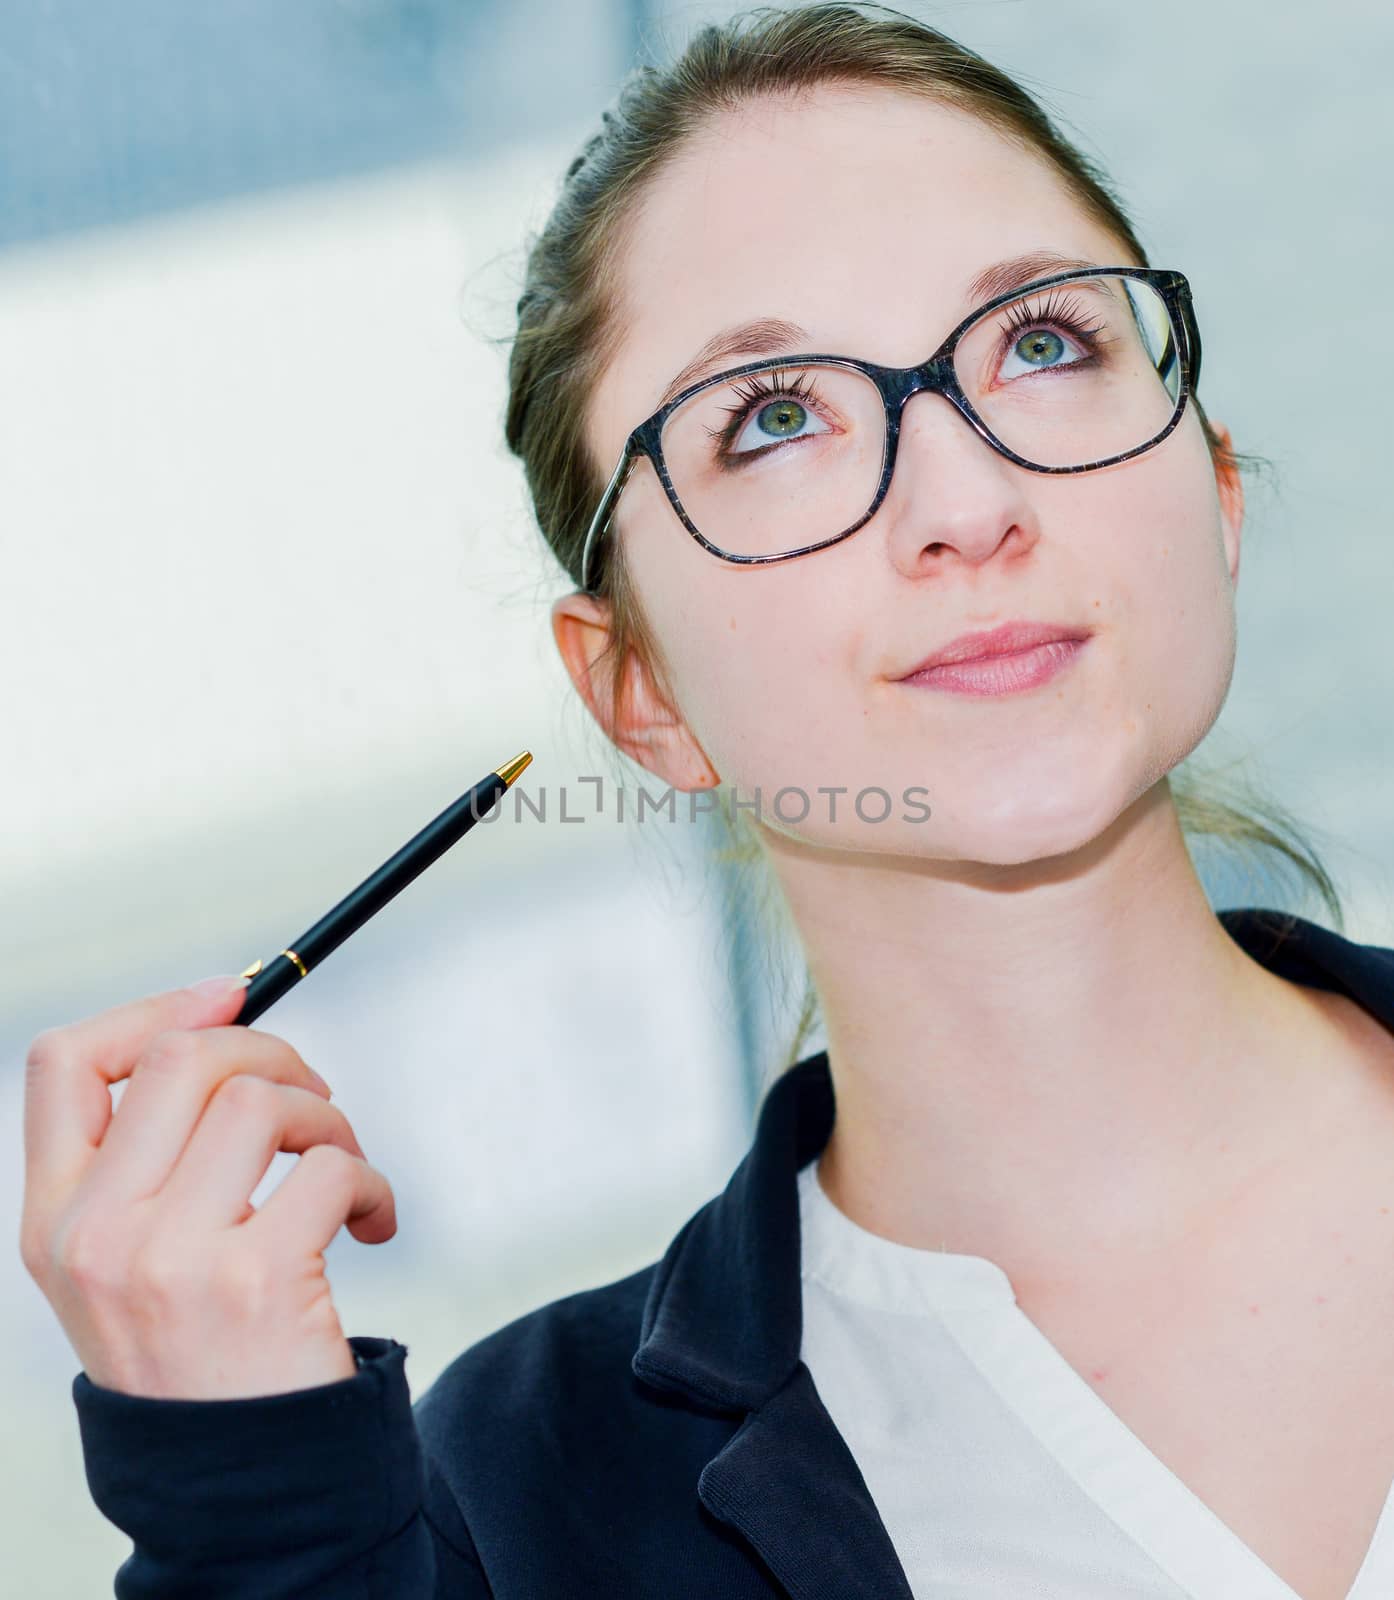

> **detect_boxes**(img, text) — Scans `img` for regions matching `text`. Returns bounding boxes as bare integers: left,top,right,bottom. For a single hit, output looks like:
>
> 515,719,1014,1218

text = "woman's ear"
550,590,719,790
1209,420,1245,587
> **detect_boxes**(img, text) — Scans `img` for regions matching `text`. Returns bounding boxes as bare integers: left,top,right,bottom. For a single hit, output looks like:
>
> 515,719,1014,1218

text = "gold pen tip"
494,750,533,787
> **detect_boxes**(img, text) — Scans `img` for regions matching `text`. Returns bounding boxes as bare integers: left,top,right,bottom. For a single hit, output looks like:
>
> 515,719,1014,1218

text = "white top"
796,1158,1394,1599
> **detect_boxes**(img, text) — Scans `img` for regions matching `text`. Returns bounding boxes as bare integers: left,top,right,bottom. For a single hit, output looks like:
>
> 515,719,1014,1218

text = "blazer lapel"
631,1045,914,1595
697,1364,916,1600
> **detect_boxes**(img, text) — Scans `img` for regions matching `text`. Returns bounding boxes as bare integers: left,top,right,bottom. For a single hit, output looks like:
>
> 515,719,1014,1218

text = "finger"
76,1025,331,1210
156,1077,366,1231
247,1141,398,1253
22,978,251,1223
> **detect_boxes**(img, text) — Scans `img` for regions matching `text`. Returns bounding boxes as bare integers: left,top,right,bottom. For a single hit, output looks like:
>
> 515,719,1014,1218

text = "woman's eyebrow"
655,249,1105,409
657,317,809,409
964,249,1103,308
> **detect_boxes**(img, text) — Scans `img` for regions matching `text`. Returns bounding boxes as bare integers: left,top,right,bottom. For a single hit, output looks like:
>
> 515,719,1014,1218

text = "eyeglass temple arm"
1178,280,1203,392
580,443,637,592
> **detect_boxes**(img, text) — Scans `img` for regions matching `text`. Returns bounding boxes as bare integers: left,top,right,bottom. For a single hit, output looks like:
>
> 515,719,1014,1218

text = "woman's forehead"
632,88,1070,268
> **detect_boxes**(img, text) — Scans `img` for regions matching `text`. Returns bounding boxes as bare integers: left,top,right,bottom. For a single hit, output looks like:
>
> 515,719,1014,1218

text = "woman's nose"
878,387,1042,576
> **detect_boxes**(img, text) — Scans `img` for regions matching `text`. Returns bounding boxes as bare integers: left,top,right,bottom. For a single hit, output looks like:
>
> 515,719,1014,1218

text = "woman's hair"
501,1,1344,1073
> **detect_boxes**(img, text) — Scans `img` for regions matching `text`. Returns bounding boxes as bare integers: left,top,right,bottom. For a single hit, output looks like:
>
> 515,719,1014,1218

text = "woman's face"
577,86,1243,867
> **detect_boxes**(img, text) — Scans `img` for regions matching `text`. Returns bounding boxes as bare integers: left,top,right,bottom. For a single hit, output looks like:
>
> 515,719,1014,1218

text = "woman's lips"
897,636,1090,695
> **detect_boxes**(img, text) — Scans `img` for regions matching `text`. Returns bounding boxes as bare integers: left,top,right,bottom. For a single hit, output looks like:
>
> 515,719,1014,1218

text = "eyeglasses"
578,266,1201,594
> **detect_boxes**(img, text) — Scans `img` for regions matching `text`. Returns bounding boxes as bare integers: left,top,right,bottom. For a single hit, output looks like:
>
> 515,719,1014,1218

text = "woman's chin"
750,723,1190,868
885,749,1170,869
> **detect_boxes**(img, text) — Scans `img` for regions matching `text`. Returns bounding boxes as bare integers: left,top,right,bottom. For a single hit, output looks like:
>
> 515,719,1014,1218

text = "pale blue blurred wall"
0,0,624,244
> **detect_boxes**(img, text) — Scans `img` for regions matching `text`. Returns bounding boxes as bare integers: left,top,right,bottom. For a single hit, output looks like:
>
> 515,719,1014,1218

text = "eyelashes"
706,368,829,449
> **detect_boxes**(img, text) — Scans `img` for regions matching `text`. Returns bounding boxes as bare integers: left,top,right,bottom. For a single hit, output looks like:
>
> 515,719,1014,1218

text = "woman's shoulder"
413,1259,663,1440
410,1254,744,1554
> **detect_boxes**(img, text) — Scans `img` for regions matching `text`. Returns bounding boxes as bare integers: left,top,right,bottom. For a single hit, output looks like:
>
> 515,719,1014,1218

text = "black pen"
229,751,532,1028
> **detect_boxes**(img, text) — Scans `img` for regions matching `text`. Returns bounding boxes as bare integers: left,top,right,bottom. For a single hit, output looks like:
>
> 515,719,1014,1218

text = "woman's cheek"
1133,560,1237,770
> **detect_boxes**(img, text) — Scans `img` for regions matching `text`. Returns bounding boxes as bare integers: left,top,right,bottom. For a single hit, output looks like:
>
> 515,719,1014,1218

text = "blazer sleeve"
70,1335,491,1599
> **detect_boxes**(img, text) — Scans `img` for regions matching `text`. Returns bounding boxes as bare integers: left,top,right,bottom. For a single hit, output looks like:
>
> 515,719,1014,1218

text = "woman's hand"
18,975,397,1400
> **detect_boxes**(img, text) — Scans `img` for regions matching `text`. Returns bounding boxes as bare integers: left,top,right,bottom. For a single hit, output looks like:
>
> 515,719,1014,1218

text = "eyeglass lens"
657,273,1184,560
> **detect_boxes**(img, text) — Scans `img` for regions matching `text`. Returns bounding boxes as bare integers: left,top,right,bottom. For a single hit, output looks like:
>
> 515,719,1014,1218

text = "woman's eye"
998,324,1089,381
732,395,832,454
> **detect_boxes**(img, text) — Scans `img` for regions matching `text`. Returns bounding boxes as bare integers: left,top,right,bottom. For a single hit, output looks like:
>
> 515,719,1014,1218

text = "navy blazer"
72,907,1394,1598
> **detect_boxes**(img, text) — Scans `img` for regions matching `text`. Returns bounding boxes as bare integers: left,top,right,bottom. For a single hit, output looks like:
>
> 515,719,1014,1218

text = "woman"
22,6,1394,1597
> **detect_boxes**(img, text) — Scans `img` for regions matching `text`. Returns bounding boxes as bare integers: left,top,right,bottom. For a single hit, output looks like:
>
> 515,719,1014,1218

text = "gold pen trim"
494,751,532,787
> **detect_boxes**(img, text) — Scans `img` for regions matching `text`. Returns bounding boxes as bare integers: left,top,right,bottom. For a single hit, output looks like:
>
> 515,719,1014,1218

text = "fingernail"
191,974,251,998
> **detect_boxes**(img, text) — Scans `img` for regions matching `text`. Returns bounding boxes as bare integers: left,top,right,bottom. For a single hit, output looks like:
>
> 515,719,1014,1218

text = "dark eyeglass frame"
578,265,1201,594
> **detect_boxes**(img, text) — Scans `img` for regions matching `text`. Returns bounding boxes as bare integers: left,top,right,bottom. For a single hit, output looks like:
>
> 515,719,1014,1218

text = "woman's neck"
762,783,1366,1294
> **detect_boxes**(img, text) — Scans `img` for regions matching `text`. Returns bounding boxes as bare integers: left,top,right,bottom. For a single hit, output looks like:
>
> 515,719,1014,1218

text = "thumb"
186,974,253,1024
188,974,252,1002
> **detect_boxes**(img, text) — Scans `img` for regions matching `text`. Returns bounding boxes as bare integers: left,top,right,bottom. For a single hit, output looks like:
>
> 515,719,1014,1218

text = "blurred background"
2,1,1390,1589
